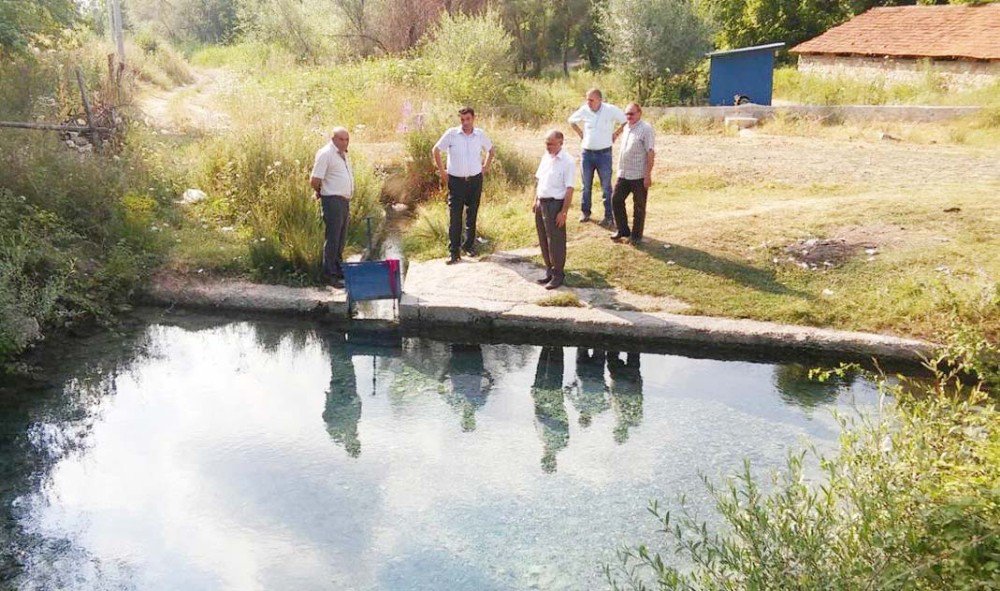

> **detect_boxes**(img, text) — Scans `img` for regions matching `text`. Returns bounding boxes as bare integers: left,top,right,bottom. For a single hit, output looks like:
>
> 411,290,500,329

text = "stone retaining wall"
651,104,981,124
798,54,1000,90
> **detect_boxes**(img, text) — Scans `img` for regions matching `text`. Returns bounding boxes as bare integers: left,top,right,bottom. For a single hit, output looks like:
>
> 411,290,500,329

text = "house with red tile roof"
790,5,1000,89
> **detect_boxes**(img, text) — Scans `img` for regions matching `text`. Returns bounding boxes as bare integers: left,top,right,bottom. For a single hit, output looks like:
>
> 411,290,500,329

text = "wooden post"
110,0,126,66
76,67,102,152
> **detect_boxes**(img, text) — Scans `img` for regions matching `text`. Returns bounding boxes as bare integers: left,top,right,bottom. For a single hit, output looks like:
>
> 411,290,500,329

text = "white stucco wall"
798,54,1000,90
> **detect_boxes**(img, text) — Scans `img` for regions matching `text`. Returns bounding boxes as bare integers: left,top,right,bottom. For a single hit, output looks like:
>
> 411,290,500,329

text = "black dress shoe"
536,275,553,285
446,254,461,265
462,247,478,257
544,277,563,290
610,232,630,241
329,278,344,289
599,218,615,229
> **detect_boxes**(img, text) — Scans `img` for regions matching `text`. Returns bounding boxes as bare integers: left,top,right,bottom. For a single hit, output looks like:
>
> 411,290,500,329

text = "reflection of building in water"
607,352,643,444
568,348,610,427
531,346,569,473
772,363,857,410
443,344,492,432
322,337,361,457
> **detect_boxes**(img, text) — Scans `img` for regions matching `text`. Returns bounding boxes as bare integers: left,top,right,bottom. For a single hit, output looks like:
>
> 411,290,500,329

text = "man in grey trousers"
532,130,576,290
310,127,354,288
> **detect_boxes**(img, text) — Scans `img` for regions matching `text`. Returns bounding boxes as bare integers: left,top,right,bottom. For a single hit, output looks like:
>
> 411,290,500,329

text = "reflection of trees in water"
442,344,492,432
391,338,450,405
608,352,643,444
773,363,857,409
568,348,610,427
481,344,536,377
531,347,569,473
251,322,314,355
0,323,151,583
322,338,362,458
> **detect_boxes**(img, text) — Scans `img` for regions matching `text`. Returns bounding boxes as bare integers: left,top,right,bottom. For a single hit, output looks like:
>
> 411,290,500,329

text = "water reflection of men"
568,348,610,427
443,344,492,432
531,346,570,473
607,352,643,444
323,339,362,457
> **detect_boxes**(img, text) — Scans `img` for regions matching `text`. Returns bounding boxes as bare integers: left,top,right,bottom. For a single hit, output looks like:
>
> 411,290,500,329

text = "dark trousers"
447,173,483,255
320,195,350,278
535,198,567,278
581,148,613,220
612,178,648,240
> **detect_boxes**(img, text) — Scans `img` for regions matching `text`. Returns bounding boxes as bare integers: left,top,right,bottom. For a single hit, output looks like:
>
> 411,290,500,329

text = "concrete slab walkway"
145,253,934,362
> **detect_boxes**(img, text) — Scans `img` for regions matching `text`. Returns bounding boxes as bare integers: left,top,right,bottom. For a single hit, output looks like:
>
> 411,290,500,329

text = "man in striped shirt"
610,103,655,245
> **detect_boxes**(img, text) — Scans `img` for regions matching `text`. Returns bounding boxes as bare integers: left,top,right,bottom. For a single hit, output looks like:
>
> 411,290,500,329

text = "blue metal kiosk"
707,43,785,106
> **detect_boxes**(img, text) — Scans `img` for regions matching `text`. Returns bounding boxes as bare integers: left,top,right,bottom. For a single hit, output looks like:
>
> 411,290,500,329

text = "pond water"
1,312,885,590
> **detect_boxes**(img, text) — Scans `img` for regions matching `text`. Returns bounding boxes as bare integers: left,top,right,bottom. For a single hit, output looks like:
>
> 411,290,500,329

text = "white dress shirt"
433,126,493,177
535,149,576,199
311,141,354,198
567,103,627,150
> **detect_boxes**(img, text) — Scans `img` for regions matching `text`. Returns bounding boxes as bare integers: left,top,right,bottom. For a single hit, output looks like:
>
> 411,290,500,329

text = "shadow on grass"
638,238,812,300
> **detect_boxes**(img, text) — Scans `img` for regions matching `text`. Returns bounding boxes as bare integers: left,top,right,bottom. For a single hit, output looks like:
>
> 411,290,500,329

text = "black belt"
319,194,349,198
583,147,612,154
449,173,482,181
538,197,562,202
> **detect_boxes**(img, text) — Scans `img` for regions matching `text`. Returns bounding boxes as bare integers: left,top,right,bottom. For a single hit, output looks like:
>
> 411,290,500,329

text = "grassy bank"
608,344,1000,590
0,39,192,367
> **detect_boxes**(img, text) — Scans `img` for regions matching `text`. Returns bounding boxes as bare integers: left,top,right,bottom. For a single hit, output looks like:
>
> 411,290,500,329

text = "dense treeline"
97,1,998,66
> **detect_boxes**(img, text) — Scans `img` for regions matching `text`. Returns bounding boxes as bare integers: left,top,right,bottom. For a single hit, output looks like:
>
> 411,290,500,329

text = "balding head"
586,88,603,112
544,129,564,155
331,126,350,153
624,102,642,123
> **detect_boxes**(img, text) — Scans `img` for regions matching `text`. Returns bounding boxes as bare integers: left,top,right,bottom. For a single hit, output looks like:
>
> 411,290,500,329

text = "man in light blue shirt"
432,107,495,264
568,88,627,227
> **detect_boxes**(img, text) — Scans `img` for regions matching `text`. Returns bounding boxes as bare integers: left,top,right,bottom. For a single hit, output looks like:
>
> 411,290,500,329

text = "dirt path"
140,68,236,133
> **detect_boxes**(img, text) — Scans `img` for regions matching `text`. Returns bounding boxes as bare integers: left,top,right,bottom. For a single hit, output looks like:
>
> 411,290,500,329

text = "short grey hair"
330,126,349,138
545,129,564,141
586,88,603,99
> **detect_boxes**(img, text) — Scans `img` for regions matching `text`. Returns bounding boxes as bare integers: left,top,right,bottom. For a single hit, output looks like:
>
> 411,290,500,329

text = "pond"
1,311,886,590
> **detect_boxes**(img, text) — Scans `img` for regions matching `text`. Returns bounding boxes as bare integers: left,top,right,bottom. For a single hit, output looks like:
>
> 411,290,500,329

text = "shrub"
419,11,550,122
196,120,384,282
606,352,1000,590
603,0,711,104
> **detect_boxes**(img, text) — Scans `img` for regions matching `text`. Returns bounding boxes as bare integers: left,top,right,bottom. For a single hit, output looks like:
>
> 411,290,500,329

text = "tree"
547,0,593,74
129,0,239,44
603,0,711,103
0,0,78,57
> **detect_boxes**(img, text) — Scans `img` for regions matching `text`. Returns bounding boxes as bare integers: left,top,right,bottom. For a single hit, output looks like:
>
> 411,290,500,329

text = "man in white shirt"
432,107,495,264
310,127,354,288
533,130,575,290
568,88,626,227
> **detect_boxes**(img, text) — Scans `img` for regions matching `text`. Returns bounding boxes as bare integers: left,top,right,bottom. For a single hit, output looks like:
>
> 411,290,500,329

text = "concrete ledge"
142,274,349,317
147,276,934,362
652,104,982,124
406,300,933,362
